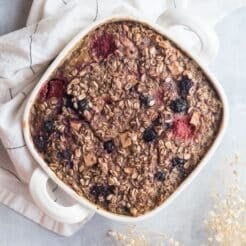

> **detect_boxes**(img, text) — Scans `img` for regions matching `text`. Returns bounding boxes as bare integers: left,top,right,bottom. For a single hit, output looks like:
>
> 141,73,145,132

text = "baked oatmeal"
29,21,223,216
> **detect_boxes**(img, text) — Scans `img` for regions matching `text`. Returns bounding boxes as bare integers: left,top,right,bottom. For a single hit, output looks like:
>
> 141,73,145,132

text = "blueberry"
123,206,130,213
57,150,72,161
66,160,73,169
129,84,138,93
143,127,157,142
179,76,192,98
154,171,165,181
90,185,114,198
43,120,54,133
170,98,188,113
176,165,190,179
171,157,186,167
65,97,90,113
171,158,189,178
57,150,73,168
64,95,74,109
78,99,89,112
101,185,115,197
139,94,154,107
90,185,101,197
34,135,47,152
62,150,72,160
103,140,115,153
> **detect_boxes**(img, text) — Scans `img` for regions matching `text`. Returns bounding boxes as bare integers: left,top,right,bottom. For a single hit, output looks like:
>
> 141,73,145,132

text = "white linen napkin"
0,0,245,237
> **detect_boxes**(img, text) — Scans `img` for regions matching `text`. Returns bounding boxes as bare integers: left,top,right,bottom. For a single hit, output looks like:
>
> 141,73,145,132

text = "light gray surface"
0,0,32,34
0,1,246,245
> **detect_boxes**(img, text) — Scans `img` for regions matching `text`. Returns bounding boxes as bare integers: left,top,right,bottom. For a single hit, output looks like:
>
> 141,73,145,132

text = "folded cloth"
0,0,245,237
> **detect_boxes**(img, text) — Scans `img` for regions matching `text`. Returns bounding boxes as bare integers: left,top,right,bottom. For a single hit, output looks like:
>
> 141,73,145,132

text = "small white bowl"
23,12,229,224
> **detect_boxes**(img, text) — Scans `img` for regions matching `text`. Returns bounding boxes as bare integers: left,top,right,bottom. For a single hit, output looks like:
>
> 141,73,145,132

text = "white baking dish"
23,10,229,224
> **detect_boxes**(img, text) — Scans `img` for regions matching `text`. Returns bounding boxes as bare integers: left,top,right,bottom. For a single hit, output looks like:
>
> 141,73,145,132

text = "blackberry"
143,127,157,142
103,140,115,153
170,98,188,113
154,171,165,182
179,76,192,98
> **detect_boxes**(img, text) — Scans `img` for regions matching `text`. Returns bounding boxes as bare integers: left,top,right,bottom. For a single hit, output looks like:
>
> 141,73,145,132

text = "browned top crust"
30,21,222,216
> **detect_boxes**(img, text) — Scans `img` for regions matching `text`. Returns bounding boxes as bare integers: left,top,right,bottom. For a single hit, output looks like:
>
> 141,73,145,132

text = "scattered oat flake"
204,157,246,246
108,226,183,246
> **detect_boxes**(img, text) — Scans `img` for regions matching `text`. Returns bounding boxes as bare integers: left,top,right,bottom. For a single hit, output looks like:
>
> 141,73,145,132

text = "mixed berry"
30,21,223,217
171,157,186,167
92,32,116,59
103,140,115,153
90,184,115,199
77,98,90,112
143,127,157,142
170,98,188,113
178,76,193,98
154,171,166,182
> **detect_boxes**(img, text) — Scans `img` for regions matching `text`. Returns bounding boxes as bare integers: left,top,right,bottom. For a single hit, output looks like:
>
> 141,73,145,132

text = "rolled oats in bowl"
29,21,223,217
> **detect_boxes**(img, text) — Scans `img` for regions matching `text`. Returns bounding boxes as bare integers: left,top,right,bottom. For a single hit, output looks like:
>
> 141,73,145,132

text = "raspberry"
47,79,65,99
92,32,116,58
172,116,195,140
38,79,65,102
38,84,48,102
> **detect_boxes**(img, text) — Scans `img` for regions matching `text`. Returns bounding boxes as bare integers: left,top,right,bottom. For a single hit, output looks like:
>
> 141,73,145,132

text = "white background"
0,0,245,245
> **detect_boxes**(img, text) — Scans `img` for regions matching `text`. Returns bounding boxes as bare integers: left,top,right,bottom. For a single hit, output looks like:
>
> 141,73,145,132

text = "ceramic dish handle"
29,168,92,224
157,8,219,64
